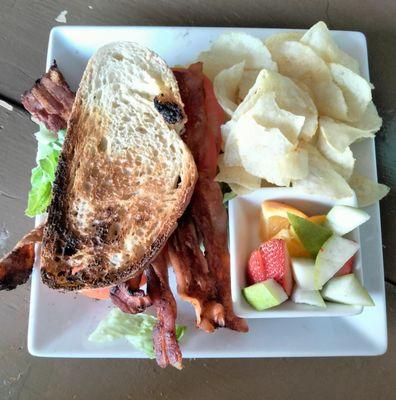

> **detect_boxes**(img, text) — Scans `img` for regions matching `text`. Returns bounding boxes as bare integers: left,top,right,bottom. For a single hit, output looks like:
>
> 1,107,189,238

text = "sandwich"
40,42,197,290
0,41,248,369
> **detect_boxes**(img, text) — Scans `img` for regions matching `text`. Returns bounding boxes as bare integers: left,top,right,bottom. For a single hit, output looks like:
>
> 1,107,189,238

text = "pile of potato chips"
198,21,389,207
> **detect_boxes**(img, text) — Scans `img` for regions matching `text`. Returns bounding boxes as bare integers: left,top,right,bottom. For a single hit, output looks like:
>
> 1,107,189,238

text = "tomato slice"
80,286,111,300
203,75,224,154
79,273,147,300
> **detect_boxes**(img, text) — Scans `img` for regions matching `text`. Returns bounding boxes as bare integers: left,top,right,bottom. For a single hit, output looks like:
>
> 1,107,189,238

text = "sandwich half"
41,42,197,290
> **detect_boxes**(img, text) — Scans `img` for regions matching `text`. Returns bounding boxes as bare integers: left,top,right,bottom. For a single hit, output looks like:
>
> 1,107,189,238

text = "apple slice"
291,257,318,290
321,274,374,306
291,287,326,308
326,205,370,236
243,279,288,311
315,235,359,288
288,212,332,257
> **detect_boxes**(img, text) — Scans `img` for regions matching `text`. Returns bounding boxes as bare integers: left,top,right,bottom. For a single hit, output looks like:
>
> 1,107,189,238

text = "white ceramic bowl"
229,187,364,318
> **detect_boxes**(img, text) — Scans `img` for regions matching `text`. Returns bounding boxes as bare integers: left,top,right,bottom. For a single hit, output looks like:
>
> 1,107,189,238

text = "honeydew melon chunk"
315,235,359,288
242,279,288,310
291,257,318,290
291,286,326,307
321,273,374,306
326,205,370,236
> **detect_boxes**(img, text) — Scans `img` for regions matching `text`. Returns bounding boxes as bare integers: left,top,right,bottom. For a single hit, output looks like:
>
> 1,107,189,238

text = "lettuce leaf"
223,191,237,203
88,308,186,358
219,181,236,204
25,125,66,217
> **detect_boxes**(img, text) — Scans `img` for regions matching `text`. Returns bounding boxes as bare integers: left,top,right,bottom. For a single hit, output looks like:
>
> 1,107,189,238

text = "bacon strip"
0,65,75,290
191,178,248,332
21,61,75,132
0,225,44,290
110,273,152,314
168,215,225,332
147,251,182,369
173,64,248,333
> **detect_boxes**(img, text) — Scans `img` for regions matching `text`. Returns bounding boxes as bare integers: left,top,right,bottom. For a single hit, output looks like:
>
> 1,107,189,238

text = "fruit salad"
242,201,374,311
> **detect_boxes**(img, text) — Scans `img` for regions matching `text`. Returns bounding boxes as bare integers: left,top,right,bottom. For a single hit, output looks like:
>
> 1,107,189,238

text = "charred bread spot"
54,234,79,257
63,236,78,256
47,153,69,231
175,175,182,189
154,94,184,124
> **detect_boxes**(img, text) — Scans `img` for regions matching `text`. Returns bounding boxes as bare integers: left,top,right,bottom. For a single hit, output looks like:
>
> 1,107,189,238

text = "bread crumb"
0,100,13,111
55,10,68,23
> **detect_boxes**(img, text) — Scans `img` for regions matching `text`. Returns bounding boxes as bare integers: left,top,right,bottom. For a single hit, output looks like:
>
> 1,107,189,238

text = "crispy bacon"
0,225,44,290
173,63,248,333
110,273,152,314
168,215,225,332
147,251,182,369
173,63,219,178
191,178,248,332
21,61,75,132
2,64,75,291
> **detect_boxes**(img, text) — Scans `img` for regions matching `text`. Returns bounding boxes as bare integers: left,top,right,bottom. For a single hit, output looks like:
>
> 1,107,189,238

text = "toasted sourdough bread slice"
41,42,197,290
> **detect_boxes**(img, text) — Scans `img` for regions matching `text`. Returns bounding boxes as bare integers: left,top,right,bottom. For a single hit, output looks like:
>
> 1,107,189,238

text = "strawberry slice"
335,256,354,277
247,250,267,284
247,239,293,296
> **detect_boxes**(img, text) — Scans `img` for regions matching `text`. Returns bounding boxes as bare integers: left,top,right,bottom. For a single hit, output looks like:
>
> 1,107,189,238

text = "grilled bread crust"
41,42,197,290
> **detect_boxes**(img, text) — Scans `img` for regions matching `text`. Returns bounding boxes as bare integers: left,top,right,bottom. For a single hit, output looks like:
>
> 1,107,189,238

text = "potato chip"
235,115,301,186
329,63,372,122
211,26,387,206
215,154,261,189
312,80,349,121
238,69,260,101
222,120,242,166
317,129,355,180
319,116,374,152
233,69,318,141
279,147,309,179
214,61,245,117
349,173,390,207
351,101,382,132
265,32,303,50
267,41,351,121
269,40,330,83
197,32,277,81
248,92,305,144
228,183,252,195
221,119,233,144
300,21,360,74
292,144,354,199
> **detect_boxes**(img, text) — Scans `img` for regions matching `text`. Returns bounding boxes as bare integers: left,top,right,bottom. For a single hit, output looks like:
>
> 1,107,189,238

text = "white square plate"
229,187,364,318
28,26,387,358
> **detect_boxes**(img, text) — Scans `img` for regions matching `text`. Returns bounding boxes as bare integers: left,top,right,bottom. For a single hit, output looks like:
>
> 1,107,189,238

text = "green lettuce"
25,125,66,217
88,308,186,358
223,191,237,203
218,182,236,204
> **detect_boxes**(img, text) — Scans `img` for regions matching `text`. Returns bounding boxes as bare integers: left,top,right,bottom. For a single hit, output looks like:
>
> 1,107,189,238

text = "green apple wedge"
315,234,359,288
291,286,326,308
326,205,370,236
287,212,332,257
243,279,288,311
321,274,374,306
